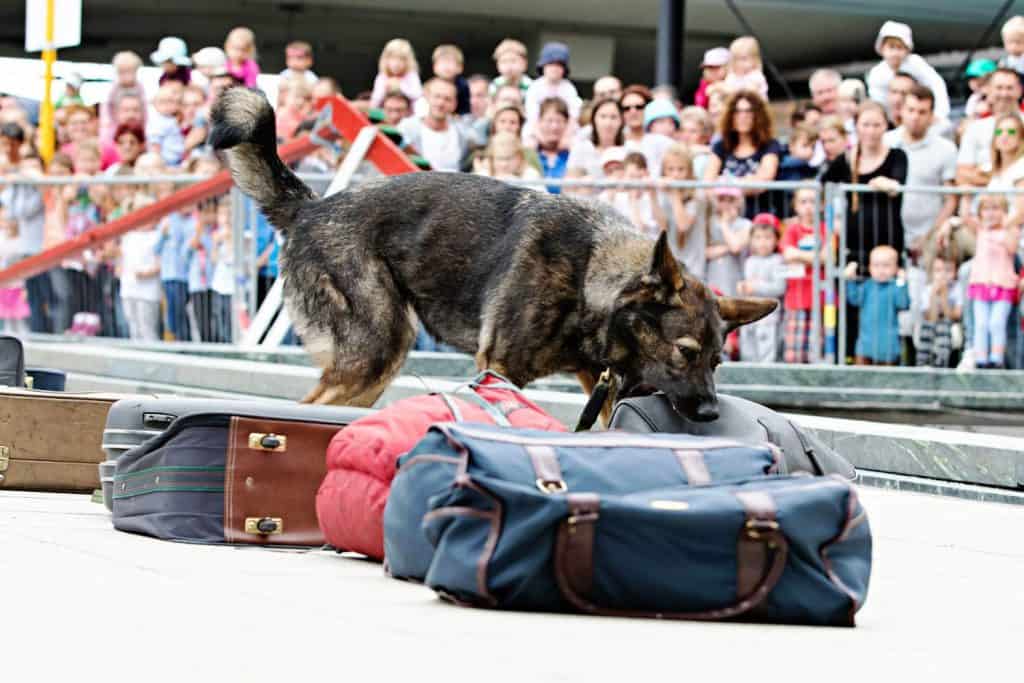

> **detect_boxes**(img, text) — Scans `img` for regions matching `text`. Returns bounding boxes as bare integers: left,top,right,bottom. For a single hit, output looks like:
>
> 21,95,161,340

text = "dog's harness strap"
574,369,614,432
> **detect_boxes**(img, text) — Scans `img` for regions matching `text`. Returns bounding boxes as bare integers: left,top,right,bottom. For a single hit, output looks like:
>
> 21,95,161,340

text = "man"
808,68,842,115
398,78,470,172
466,75,490,122
958,68,1023,187
883,84,957,253
885,72,916,127
381,91,411,127
593,75,623,102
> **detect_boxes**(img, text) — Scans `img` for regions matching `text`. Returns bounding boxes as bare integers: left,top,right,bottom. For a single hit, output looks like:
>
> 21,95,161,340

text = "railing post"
810,184,823,364
832,184,849,366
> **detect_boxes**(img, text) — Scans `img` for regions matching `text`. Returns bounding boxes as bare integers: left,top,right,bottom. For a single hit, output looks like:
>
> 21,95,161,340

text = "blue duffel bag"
423,471,871,625
383,422,781,581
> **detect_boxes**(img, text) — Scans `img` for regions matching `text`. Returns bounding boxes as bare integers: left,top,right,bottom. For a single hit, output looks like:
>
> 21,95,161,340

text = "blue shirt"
254,207,279,278
538,148,570,194
186,225,216,293
846,279,910,362
154,212,193,282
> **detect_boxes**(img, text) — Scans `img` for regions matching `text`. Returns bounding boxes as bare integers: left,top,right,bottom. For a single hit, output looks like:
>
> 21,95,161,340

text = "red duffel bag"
316,371,565,559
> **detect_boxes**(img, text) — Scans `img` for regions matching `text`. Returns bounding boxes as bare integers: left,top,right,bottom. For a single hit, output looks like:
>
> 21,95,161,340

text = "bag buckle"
248,433,287,452
536,478,567,494
744,518,780,540
245,517,283,535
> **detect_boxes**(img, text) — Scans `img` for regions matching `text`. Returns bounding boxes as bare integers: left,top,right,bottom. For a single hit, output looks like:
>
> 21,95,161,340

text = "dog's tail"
209,87,316,228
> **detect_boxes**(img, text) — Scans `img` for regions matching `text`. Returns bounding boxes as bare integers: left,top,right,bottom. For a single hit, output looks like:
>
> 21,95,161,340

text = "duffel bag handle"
553,492,789,621
434,391,512,428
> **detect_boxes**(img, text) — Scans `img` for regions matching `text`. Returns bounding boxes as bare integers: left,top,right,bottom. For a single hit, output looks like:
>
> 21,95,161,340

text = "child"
145,84,185,166
119,195,162,341
837,79,865,135
224,27,260,88
431,44,470,116
916,254,962,368
723,37,769,101
524,42,581,128
778,124,818,181
489,39,533,97
279,40,317,85
964,59,997,119
867,21,950,120
694,47,729,110
597,146,627,204
103,52,146,144
737,215,786,362
62,142,106,332
643,99,680,138
659,144,703,278
150,36,191,86
275,77,313,141
781,188,829,363
999,16,1024,80
0,208,30,335
370,39,423,108
211,201,234,343
190,46,228,90
613,152,661,239
705,185,752,297
966,194,1020,369
186,198,218,342
145,156,191,341
844,245,910,365
478,132,541,182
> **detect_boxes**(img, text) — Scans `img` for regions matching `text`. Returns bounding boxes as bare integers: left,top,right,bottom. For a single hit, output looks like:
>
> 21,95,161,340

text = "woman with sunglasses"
985,113,1024,230
702,90,782,219
619,85,652,148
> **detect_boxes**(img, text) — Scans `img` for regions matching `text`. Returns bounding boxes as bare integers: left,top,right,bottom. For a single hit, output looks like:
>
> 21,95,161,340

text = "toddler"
964,59,997,119
275,77,313,141
0,208,29,335
966,194,1020,369
524,42,581,128
211,201,234,343
737,215,786,362
186,198,218,342
999,16,1024,80
224,27,260,88
103,51,145,144
118,195,162,341
490,39,533,97
837,79,865,135
370,39,423,108
659,144,703,278
694,47,729,110
867,21,950,120
916,254,962,368
150,36,191,87
145,84,185,166
478,132,541,182
431,44,470,116
778,124,818,181
705,185,752,297
723,36,769,101
608,153,660,239
844,245,910,365
781,188,829,363
279,40,317,85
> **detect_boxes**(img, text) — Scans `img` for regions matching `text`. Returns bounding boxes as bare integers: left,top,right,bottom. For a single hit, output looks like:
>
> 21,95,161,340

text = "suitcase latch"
248,433,287,452
245,517,283,535
0,445,9,483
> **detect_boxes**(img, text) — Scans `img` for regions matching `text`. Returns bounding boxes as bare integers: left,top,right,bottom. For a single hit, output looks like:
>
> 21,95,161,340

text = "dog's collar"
574,368,617,432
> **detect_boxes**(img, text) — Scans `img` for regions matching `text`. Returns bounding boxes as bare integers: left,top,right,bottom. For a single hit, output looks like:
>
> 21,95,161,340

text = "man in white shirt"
398,78,470,172
957,68,1023,187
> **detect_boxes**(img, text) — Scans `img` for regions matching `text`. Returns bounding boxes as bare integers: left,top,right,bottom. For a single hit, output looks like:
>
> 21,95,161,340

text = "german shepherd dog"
209,88,776,421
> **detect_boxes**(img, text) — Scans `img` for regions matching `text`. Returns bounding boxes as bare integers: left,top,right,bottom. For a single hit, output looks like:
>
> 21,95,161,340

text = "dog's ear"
647,231,685,293
717,296,778,334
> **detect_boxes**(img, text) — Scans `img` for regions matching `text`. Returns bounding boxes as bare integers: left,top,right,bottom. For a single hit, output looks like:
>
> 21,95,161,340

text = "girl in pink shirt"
224,27,260,88
968,194,1021,368
370,39,423,109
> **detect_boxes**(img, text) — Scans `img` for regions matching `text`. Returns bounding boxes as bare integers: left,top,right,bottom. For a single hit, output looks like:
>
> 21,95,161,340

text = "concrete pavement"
1,486,1021,682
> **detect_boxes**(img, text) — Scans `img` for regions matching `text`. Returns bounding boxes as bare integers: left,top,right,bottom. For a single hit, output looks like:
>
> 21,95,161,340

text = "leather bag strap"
553,491,788,620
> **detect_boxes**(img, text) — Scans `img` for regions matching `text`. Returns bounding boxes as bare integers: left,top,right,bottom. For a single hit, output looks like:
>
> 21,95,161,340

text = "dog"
209,88,776,421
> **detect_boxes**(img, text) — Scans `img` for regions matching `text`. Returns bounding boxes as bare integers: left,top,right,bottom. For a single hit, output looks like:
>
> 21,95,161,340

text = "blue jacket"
154,212,193,282
186,225,216,293
847,278,910,362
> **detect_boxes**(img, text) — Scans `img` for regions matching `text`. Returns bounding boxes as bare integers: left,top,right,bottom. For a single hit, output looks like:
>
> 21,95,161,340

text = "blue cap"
536,42,570,77
643,98,680,131
965,58,997,79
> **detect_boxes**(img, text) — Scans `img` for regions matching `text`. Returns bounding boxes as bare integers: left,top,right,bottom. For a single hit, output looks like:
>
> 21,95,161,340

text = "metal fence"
2,171,1020,369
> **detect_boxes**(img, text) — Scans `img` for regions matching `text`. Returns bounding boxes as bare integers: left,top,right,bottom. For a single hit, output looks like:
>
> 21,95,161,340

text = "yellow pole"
38,0,57,164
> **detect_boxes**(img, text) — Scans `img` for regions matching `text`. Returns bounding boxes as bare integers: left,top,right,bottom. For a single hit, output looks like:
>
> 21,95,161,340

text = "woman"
567,97,623,180
105,123,145,175
619,85,652,147
817,115,850,168
984,112,1024,230
535,97,571,194
821,100,908,359
703,90,782,218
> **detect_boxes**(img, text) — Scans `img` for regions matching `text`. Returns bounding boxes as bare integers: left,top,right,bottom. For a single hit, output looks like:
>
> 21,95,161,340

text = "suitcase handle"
552,493,789,621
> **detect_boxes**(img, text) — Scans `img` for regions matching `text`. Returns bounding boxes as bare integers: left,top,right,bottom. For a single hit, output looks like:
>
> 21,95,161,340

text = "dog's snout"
693,398,719,422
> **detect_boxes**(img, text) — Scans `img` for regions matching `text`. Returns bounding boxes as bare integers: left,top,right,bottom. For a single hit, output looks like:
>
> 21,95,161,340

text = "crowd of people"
1,16,1024,369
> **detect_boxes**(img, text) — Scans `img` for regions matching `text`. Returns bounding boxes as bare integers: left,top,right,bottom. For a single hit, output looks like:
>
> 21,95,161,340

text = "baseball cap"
713,185,742,199
600,146,627,168
752,212,781,231
965,58,997,79
701,47,730,68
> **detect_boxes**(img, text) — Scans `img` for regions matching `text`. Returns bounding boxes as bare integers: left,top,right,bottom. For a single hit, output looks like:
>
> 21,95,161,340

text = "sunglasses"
996,127,1019,136
622,104,646,111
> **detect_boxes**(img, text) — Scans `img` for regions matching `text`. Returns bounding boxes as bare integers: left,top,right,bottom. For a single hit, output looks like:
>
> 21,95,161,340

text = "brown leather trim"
819,481,867,626
734,490,778,605
558,494,600,598
224,417,240,542
431,475,503,607
422,506,493,523
553,490,788,621
674,449,711,485
525,445,566,491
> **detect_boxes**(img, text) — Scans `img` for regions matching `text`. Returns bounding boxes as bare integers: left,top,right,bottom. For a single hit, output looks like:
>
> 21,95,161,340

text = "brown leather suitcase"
0,388,130,492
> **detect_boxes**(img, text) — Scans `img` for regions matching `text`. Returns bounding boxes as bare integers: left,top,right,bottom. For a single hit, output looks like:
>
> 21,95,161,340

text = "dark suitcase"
424,471,872,625
111,402,373,546
384,422,781,582
0,388,131,491
0,335,25,388
609,393,855,479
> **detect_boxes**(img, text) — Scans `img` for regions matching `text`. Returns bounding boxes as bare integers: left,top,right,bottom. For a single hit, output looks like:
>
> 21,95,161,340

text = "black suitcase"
0,336,25,388
609,393,855,479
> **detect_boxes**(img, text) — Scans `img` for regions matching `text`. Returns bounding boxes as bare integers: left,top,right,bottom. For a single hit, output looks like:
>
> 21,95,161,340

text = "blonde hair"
838,78,866,103
848,101,888,213
433,44,464,67
661,143,695,207
225,27,256,59
112,51,142,70
679,106,713,140
484,132,524,176
990,113,1024,175
869,244,899,264
1002,15,1024,40
493,39,527,61
378,39,418,77
978,193,1010,212
729,36,762,68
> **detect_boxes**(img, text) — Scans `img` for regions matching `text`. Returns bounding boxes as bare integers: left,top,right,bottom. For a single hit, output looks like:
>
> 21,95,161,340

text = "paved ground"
2,486,1021,681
